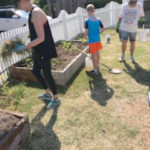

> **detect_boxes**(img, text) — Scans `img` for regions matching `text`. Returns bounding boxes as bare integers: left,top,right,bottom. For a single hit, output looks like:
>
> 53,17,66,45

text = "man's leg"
130,41,135,57
122,40,128,56
129,32,137,62
119,31,128,62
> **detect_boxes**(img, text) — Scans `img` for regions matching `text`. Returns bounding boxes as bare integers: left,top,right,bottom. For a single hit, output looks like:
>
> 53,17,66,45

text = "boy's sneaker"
97,66,100,73
130,56,135,63
47,98,61,109
93,69,99,76
119,55,125,62
38,93,53,101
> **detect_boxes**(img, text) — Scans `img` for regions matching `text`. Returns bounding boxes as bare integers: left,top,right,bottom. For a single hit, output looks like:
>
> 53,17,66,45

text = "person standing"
13,0,61,109
116,0,145,63
85,4,105,75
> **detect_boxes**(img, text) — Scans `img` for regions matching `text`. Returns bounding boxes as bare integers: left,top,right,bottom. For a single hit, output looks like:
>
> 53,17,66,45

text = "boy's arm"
84,20,88,39
100,21,105,33
85,29,88,39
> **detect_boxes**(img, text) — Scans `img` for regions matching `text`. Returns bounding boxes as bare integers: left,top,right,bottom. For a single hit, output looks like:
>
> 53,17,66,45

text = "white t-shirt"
120,2,145,33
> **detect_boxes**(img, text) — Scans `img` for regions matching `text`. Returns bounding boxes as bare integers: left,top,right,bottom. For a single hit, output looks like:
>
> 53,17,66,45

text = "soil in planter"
16,41,88,71
0,112,20,139
53,41,88,71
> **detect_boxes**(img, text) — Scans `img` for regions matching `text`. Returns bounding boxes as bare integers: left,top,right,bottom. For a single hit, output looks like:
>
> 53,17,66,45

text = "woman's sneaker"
47,98,61,109
38,93,53,101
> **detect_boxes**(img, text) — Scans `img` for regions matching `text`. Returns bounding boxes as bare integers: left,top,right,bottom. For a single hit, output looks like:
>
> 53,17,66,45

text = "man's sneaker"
130,56,135,63
38,93,53,101
119,55,125,62
47,98,61,109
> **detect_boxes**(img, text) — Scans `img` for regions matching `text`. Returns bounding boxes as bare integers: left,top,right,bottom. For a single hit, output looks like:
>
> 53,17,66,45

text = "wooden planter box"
10,47,88,86
0,110,30,150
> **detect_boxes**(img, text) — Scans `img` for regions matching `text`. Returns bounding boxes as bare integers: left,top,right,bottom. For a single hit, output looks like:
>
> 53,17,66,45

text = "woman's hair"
86,4,95,12
14,0,31,8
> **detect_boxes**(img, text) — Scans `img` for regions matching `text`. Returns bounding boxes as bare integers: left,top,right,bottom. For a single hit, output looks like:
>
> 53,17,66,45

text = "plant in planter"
81,38,88,44
0,38,27,59
51,58,60,69
25,58,33,68
61,41,72,50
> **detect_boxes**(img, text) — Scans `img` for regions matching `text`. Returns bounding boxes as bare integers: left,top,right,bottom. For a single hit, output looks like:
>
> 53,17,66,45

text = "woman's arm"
26,9,46,49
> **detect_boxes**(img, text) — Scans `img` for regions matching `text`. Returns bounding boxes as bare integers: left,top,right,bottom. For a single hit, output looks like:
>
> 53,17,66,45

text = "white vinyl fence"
0,1,122,86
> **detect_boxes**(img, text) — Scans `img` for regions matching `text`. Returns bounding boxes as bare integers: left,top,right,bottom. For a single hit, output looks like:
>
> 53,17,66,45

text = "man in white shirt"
116,0,145,63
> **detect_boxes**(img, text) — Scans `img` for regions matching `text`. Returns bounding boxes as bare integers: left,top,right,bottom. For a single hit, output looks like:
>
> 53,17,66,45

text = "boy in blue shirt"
85,4,105,75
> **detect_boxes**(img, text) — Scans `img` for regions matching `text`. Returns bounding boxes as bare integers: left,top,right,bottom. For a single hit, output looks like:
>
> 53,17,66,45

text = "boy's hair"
86,4,95,12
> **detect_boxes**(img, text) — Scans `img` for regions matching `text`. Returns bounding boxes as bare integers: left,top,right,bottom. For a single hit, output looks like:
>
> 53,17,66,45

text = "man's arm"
116,17,122,33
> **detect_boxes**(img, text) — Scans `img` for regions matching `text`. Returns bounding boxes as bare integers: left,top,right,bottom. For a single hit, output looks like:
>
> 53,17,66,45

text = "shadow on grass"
7,65,84,95
27,107,61,150
124,62,150,87
87,72,114,107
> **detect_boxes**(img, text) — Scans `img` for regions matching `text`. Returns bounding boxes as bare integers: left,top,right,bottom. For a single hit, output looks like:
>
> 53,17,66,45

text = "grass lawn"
0,29,150,150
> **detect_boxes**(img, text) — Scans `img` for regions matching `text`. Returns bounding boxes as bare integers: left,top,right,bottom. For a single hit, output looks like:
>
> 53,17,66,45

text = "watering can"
85,54,94,72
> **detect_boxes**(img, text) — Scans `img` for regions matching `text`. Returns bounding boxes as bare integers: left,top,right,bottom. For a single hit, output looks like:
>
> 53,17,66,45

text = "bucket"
138,29,150,42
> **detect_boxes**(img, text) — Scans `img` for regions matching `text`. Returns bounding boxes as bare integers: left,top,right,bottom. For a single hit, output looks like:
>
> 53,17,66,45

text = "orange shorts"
89,42,102,54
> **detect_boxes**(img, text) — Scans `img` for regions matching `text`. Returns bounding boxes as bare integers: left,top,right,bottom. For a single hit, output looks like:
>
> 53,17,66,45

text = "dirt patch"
0,112,20,138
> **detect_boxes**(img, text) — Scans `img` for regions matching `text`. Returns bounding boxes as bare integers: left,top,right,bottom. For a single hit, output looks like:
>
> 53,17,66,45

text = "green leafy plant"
61,41,72,50
25,58,33,68
81,38,88,44
10,85,25,110
1,81,9,96
0,38,26,58
51,58,60,69
0,81,10,109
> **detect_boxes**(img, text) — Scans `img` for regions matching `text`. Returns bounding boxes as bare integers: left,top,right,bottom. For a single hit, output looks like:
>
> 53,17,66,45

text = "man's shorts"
89,42,102,54
121,30,137,42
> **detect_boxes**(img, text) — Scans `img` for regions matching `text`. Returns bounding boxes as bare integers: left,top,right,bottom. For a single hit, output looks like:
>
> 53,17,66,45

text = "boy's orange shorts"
89,42,102,54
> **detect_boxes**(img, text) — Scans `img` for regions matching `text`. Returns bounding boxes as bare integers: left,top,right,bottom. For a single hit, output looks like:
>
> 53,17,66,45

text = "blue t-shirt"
85,16,104,44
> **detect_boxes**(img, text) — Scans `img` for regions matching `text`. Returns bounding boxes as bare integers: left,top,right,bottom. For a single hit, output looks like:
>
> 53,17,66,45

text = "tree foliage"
85,0,122,8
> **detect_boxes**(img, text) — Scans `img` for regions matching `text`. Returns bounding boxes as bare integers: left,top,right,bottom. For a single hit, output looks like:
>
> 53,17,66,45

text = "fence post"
110,2,113,27
77,7,83,33
61,10,68,40
112,2,115,26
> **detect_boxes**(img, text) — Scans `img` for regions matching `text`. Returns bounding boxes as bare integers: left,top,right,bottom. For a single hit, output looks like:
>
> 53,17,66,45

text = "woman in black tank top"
14,0,61,110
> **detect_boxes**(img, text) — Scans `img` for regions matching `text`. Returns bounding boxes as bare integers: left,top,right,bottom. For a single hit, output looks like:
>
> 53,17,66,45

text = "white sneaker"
130,56,135,63
119,55,125,62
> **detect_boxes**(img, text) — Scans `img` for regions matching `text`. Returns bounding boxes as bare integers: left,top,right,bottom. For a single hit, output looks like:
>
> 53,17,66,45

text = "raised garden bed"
10,38,88,86
0,110,30,150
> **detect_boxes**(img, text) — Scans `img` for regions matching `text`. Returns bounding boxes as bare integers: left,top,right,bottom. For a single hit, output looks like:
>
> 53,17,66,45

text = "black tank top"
28,7,57,59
